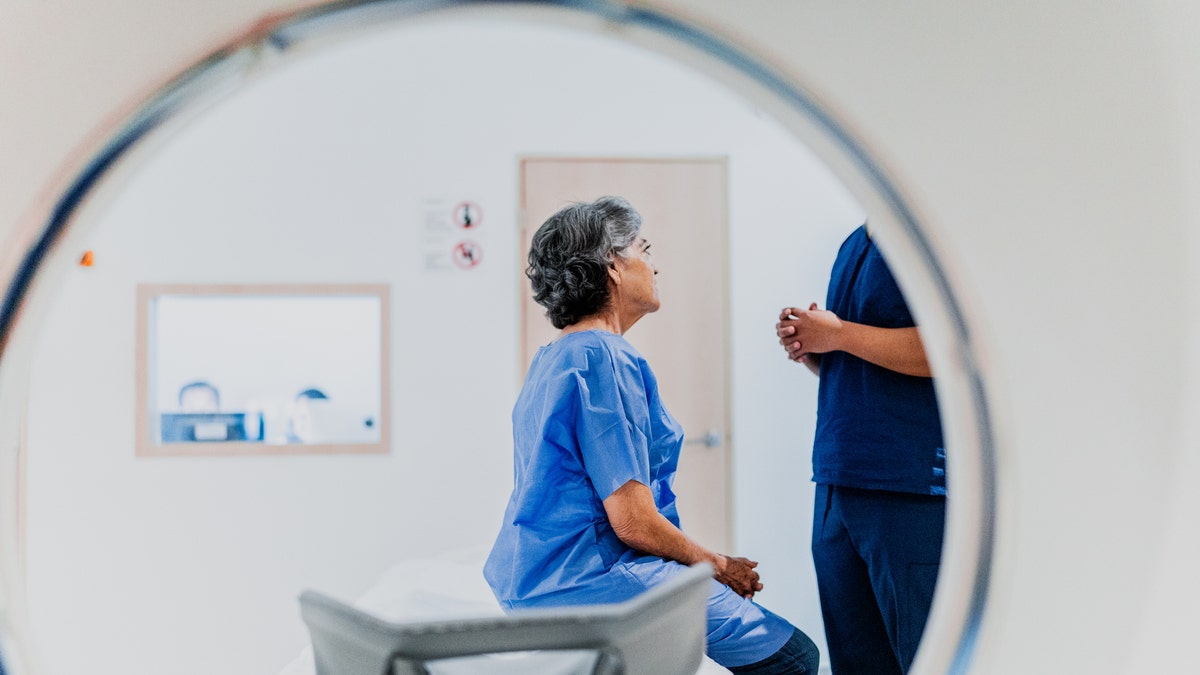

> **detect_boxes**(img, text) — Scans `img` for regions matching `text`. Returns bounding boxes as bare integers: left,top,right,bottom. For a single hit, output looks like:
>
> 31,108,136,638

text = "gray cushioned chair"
298,562,712,675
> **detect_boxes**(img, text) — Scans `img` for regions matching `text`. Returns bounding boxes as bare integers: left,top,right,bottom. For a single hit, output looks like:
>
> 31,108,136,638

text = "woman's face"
613,234,660,316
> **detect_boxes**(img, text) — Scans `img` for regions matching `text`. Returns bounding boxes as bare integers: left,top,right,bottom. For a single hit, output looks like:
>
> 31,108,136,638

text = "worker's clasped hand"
716,555,764,599
776,303,842,363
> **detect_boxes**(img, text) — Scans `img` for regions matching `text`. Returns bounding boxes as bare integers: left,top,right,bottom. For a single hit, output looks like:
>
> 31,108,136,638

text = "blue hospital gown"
484,330,794,667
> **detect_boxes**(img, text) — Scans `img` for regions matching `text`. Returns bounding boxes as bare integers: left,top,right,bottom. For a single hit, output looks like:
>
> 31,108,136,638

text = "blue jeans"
727,628,820,675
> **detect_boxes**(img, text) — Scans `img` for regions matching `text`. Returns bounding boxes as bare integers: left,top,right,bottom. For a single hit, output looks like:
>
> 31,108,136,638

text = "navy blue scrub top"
813,225,946,495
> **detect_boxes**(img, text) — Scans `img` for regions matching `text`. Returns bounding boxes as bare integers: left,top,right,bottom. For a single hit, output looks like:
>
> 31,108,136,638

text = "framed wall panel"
135,283,390,457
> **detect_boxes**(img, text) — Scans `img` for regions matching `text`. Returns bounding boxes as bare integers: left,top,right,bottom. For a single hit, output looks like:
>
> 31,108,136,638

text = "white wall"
23,17,861,675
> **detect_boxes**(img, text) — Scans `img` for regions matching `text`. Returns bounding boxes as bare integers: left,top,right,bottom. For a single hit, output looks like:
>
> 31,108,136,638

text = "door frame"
516,155,734,550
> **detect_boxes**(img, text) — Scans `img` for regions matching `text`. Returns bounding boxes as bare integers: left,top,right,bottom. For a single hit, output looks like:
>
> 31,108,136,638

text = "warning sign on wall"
452,240,483,270
423,198,487,272
453,201,482,229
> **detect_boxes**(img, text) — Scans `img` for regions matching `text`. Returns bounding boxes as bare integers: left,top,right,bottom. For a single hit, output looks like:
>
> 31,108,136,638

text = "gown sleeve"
573,343,653,501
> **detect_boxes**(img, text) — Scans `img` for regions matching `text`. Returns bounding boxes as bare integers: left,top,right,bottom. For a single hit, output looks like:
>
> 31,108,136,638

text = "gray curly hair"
526,196,643,329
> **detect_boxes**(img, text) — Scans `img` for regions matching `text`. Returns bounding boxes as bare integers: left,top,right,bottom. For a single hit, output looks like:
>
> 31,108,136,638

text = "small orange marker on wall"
79,250,94,267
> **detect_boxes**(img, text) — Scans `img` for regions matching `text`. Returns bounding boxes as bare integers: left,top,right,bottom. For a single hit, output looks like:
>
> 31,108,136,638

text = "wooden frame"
135,283,391,457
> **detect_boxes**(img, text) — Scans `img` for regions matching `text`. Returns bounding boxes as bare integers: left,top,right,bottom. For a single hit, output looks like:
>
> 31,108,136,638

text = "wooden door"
519,158,731,552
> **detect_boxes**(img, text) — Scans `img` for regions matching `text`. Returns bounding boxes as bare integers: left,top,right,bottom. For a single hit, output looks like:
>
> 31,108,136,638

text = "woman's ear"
608,259,622,285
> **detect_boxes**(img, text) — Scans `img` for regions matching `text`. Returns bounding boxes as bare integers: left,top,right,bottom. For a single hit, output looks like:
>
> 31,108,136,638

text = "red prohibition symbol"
452,240,483,269
453,201,482,229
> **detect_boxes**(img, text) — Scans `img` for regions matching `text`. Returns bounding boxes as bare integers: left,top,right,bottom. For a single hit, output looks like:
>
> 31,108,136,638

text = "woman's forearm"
603,479,762,597
605,481,718,566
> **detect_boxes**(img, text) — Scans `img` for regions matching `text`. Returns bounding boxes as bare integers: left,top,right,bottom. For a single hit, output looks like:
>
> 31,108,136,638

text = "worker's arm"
603,479,762,598
777,304,931,378
798,352,822,376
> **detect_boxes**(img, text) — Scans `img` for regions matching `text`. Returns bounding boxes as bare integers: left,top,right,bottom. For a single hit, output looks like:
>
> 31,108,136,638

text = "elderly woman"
484,197,819,674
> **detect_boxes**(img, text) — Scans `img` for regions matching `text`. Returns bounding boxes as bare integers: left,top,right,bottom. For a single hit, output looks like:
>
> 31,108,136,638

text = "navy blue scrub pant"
811,484,945,675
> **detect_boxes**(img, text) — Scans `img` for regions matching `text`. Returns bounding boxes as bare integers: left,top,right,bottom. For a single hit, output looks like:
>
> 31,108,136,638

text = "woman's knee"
797,633,820,673
789,629,820,674
726,628,820,675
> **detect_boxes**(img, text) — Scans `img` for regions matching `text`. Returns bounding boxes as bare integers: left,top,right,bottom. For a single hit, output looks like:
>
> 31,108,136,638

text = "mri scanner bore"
6,5,997,675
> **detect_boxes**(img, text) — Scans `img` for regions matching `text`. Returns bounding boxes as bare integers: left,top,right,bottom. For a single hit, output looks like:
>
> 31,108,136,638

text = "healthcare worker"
776,224,945,674
486,196,820,674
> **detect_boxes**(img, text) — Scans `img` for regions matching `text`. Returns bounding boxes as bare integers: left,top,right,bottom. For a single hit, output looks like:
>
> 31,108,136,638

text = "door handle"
684,428,722,448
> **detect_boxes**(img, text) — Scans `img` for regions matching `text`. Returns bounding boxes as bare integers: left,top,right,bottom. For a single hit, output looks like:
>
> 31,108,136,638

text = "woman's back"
484,330,684,609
